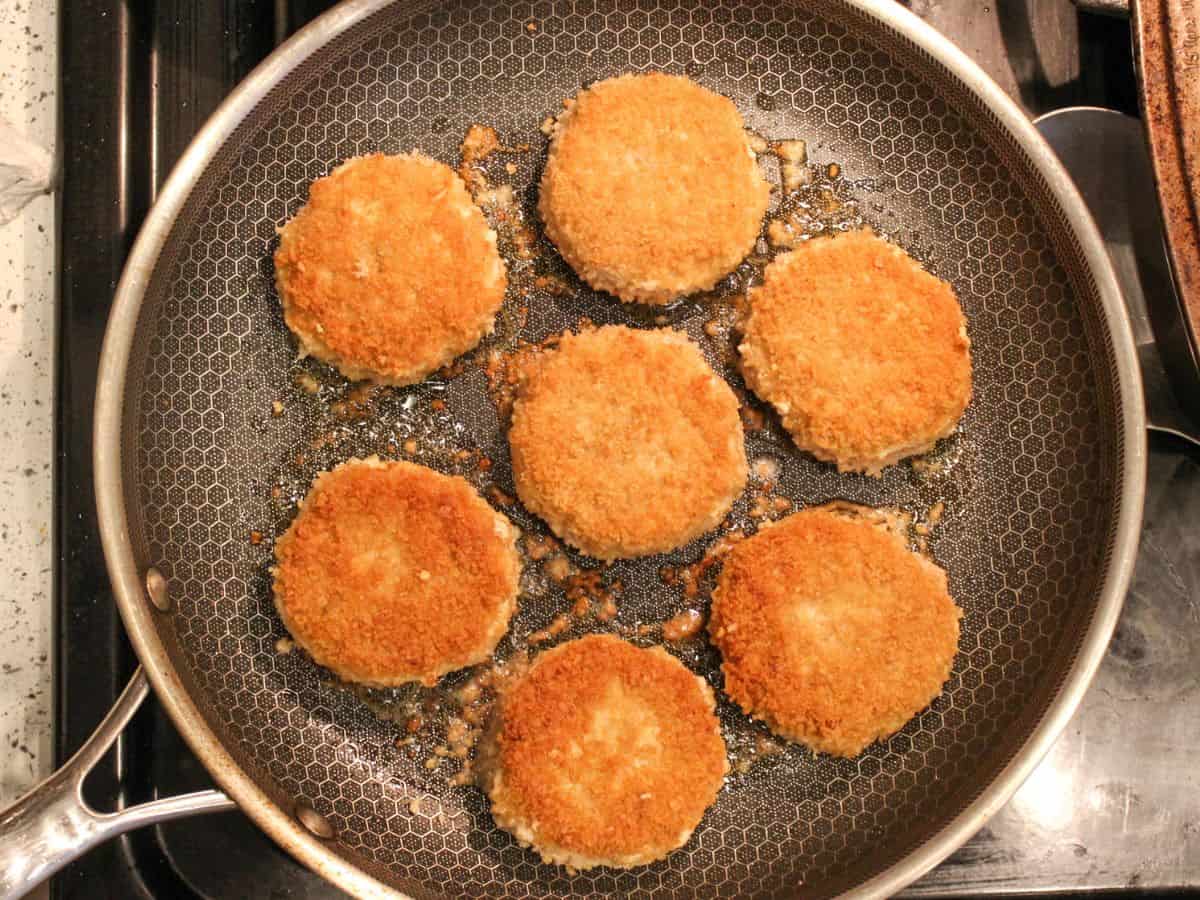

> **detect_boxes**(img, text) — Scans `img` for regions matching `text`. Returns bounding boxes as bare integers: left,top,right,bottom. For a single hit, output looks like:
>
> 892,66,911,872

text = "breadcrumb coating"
275,153,506,384
478,634,727,869
539,73,770,304
272,457,520,687
509,325,748,560
739,228,972,474
709,504,961,757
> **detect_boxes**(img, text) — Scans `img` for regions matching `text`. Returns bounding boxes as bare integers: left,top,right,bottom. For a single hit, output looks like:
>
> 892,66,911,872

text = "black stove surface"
54,2,1198,897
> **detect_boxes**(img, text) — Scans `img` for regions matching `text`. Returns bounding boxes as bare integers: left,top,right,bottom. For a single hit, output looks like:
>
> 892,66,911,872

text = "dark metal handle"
1033,106,1200,449
1140,346,1200,448
0,668,236,900
1071,0,1130,15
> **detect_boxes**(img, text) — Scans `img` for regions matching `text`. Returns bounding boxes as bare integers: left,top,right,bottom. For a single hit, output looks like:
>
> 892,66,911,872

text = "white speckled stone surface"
0,0,56,808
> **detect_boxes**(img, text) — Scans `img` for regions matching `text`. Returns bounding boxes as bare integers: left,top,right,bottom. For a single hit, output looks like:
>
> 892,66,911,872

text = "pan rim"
92,0,1147,897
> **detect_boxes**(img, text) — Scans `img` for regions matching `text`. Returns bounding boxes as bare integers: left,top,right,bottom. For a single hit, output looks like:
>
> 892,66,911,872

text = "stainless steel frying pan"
0,0,1145,897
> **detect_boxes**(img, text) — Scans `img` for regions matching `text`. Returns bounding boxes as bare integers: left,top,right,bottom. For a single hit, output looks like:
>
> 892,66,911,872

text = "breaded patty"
539,72,770,305
272,457,520,687
508,325,748,560
739,228,972,474
478,634,728,869
709,504,962,757
274,153,506,384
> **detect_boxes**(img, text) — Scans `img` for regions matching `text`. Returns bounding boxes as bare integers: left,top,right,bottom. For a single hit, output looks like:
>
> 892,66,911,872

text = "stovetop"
54,1,1200,897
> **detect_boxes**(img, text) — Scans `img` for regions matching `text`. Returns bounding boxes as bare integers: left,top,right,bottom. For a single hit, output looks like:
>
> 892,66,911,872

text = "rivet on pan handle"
0,668,236,900
146,566,171,610
296,801,337,839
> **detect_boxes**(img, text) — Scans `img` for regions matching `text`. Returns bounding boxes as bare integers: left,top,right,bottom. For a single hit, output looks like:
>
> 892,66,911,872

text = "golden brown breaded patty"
272,457,520,687
539,72,770,305
739,228,973,474
709,504,961,757
508,325,748,560
478,634,728,869
274,153,506,384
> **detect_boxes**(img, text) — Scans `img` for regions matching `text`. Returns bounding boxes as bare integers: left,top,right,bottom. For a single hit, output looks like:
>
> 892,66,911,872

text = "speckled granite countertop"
0,0,56,809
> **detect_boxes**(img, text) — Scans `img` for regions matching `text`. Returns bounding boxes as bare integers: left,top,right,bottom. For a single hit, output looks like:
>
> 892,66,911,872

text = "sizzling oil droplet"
754,91,777,111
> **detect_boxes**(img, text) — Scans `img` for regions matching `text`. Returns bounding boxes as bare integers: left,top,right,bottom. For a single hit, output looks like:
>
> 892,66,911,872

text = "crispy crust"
274,154,506,385
478,634,728,869
508,325,748,560
272,457,520,687
709,504,962,757
539,72,770,305
739,228,973,474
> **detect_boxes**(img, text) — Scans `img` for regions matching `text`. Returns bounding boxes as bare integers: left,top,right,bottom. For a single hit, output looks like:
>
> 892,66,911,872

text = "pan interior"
121,0,1125,896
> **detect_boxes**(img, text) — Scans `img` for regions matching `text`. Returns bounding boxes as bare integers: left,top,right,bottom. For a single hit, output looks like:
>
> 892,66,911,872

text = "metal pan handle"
1034,106,1200,449
1070,0,1130,16
0,667,235,900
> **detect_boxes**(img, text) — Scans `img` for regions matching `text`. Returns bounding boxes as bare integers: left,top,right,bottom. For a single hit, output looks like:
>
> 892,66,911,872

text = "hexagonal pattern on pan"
122,0,1125,897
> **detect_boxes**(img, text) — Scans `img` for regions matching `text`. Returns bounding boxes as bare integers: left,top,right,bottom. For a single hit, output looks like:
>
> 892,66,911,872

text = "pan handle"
1033,106,1200,449
0,667,236,900
1070,0,1129,16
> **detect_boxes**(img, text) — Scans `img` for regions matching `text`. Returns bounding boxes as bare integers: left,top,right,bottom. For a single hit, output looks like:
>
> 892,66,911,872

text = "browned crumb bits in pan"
264,68,970,875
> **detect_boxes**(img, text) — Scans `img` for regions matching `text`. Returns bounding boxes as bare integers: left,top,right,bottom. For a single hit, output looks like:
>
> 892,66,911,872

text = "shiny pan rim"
92,1,1147,896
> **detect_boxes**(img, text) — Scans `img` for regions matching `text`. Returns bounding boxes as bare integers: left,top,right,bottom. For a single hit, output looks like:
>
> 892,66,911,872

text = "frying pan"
0,0,1146,897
